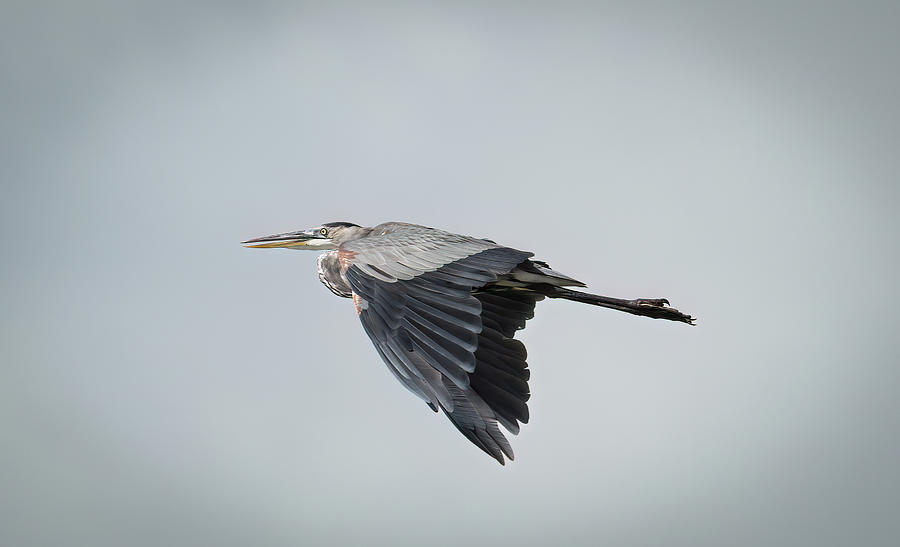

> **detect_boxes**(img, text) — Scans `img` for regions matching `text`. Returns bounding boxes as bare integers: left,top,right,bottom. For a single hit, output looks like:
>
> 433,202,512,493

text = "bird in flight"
243,222,694,464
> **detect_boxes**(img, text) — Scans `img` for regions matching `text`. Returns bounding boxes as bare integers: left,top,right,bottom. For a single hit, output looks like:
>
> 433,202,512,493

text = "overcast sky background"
2,2,899,546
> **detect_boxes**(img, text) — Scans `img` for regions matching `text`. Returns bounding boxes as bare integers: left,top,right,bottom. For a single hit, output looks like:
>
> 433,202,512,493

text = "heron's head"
242,222,365,250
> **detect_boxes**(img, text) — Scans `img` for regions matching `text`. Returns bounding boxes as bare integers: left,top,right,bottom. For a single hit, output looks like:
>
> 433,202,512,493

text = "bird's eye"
320,228,328,236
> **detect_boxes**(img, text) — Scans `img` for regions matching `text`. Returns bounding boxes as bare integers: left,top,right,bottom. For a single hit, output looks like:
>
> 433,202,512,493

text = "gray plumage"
243,221,694,464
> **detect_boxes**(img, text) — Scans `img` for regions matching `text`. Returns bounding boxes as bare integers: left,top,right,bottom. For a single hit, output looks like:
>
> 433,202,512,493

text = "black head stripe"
323,221,360,228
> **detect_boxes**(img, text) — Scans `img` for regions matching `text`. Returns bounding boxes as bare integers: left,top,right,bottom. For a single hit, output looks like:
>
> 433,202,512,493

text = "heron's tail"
538,286,695,325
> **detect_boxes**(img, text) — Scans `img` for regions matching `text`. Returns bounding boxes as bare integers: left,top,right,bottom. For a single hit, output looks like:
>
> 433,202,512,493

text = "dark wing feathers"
342,226,536,463
476,291,540,337
442,379,515,462
469,290,541,434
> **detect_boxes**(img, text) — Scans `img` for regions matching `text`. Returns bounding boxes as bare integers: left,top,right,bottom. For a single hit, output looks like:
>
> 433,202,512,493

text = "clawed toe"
628,297,696,324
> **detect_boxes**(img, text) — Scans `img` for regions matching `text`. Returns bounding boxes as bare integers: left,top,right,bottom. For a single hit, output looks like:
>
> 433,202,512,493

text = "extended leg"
540,287,696,325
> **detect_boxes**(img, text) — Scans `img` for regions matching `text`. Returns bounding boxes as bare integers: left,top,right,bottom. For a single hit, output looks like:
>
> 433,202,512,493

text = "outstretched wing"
340,223,538,464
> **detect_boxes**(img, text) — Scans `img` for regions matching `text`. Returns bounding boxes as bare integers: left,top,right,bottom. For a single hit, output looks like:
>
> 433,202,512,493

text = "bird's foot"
630,298,696,325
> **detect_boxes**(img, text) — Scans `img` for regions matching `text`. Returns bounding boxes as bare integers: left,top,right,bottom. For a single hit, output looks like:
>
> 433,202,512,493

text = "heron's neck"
335,226,374,244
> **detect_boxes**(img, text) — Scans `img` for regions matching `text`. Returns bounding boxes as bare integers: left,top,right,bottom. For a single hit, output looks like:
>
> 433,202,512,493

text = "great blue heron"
243,221,694,464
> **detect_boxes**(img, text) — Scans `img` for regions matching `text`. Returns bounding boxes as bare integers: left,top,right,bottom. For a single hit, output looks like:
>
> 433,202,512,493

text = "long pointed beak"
241,230,315,248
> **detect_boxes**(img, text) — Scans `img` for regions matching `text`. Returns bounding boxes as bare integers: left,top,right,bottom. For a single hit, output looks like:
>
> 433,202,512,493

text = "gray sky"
2,2,899,546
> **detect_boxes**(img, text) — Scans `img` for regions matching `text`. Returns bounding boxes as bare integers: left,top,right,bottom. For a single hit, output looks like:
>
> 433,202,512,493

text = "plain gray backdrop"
2,2,898,546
